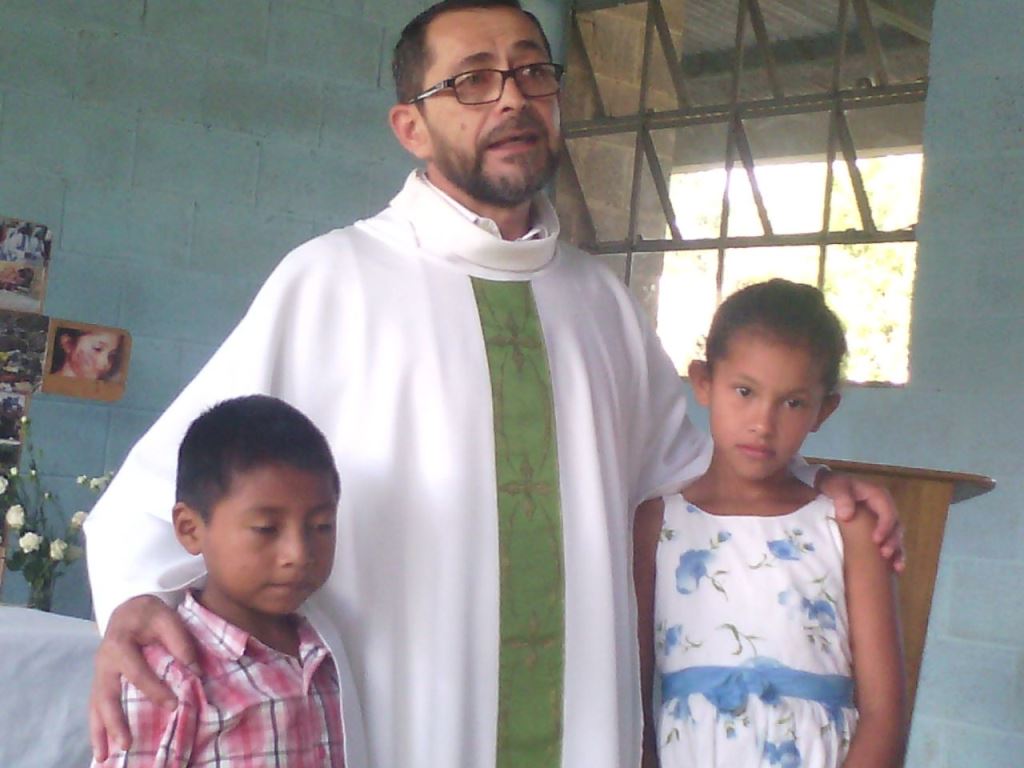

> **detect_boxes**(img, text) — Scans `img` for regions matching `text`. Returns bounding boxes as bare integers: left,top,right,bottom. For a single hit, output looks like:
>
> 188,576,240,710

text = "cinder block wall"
0,0,564,611
14,0,1021,762
795,1,1024,763
0,0,562,614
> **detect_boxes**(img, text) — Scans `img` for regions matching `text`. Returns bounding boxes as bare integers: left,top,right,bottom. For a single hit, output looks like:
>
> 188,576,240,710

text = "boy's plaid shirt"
94,592,345,767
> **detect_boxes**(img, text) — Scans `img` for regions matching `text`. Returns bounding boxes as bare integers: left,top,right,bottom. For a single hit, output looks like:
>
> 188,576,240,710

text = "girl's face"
62,331,120,380
690,329,839,484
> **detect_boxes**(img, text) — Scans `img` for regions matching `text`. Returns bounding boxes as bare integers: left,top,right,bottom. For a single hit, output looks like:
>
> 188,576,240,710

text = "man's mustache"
481,110,550,147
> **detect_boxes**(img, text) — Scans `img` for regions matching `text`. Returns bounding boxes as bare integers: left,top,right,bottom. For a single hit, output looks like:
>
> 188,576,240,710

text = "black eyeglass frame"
407,62,565,106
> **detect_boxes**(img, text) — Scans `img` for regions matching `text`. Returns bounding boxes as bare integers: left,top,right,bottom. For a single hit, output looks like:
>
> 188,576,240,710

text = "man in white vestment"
86,3,901,767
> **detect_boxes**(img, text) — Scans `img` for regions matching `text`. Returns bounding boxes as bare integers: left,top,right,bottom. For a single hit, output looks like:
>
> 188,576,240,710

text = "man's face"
414,6,561,210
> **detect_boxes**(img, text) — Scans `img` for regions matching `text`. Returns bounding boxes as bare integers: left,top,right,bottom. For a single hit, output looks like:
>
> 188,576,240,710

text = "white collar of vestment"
388,170,560,276
417,171,553,242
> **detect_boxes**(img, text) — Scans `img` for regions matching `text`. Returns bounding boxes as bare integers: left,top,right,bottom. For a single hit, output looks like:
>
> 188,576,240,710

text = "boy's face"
173,463,338,635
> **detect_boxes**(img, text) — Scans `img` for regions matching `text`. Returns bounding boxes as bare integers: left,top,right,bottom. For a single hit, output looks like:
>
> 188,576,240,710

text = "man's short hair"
176,395,340,520
392,0,553,103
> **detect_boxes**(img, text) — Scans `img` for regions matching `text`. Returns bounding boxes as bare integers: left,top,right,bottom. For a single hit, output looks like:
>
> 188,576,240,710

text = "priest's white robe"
85,172,714,768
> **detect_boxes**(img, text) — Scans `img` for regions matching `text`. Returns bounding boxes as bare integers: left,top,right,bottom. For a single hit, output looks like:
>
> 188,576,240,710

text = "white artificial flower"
0,476,8,494
70,510,88,530
9,467,17,477
76,475,88,485
5,504,25,530
29,468,37,477
87,473,113,491
50,539,68,561
19,531,42,553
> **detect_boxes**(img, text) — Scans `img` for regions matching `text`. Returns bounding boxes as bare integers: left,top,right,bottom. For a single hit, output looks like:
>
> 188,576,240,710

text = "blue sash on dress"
661,657,854,725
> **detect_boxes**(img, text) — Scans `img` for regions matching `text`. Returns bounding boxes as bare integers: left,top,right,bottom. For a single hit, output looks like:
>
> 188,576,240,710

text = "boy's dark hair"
176,395,340,520
392,0,553,103
704,279,848,393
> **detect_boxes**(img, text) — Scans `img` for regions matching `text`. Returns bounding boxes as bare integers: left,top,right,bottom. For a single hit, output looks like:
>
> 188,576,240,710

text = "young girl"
634,279,905,768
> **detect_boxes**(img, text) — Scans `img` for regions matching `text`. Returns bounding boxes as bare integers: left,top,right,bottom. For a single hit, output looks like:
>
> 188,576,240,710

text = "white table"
0,606,99,767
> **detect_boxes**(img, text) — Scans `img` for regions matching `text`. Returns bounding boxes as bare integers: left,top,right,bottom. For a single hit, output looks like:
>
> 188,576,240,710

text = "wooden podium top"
807,457,996,504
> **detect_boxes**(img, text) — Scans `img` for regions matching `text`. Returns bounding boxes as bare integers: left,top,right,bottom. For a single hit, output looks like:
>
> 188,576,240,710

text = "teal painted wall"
3,0,1020,762
675,0,1019,761
786,0,1024,761
659,0,1023,762
0,0,442,614
0,0,568,614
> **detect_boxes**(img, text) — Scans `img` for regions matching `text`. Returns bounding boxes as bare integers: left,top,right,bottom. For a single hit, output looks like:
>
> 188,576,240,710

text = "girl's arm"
633,497,664,768
839,504,907,768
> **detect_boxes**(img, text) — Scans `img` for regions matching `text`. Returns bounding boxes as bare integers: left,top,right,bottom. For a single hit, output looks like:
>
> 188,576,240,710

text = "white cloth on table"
0,606,99,768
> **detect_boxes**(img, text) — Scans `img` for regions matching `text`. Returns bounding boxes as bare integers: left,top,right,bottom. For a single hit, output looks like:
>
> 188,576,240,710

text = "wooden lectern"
808,458,995,730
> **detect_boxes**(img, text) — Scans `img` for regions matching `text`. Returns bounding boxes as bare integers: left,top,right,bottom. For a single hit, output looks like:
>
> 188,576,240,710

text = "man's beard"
432,113,561,208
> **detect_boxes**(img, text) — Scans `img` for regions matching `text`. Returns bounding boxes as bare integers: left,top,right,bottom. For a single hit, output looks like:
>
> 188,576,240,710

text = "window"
556,0,933,384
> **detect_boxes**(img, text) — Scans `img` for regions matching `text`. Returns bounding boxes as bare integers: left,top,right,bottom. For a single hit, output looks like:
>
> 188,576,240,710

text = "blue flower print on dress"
675,527,733,596
764,739,802,767
788,529,814,551
801,597,837,630
705,669,751,714
778,589,840,651
657,621,702,656
767,538,802,560
758,527,816,567
665,624,683,651
676,549,714,594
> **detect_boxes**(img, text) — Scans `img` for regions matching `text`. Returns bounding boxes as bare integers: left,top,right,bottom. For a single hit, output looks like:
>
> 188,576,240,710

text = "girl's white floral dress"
654,493,858,768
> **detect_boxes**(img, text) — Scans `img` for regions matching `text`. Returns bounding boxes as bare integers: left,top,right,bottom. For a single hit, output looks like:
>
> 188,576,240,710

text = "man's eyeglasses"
408,63,565,106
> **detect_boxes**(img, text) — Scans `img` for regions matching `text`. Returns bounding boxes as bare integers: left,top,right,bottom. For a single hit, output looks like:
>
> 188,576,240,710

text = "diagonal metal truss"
649,0,691,108
568,10,608,118
559,0,929,288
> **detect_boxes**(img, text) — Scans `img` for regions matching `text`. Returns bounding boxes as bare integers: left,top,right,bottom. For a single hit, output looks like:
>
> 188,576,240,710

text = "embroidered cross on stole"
472,278,564,768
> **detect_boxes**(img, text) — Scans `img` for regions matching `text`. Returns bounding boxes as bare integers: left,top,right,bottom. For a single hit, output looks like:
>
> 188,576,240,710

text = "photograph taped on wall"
0,310,48,396
0,393,26,446
0,218,51,314
42,319,131,402
0,393,26,476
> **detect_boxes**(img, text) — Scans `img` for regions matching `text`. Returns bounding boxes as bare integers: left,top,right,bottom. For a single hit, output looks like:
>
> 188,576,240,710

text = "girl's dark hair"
392,0,552,103
176,395,340,520
704,279,848,393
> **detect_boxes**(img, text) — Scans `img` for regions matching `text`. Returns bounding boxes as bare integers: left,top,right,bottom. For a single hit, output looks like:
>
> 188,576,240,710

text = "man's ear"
811,392,841,432
688,359,712,407
172,502,205,556
389,103,433,161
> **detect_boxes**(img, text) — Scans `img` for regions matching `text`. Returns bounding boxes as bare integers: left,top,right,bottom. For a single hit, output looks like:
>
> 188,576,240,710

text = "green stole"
472,278,564,767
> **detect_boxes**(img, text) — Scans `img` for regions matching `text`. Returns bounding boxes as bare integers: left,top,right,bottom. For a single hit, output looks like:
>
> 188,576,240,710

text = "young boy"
92,395,345,767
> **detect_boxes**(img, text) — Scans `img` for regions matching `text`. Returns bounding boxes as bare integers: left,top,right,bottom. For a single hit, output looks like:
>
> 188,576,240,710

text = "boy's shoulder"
131,594,258,701
126,640,205,716
130,597,228,695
